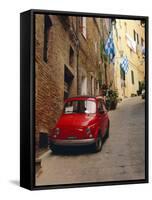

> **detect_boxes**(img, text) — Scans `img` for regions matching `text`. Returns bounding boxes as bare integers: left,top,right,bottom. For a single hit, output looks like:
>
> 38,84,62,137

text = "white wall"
0,0,151,199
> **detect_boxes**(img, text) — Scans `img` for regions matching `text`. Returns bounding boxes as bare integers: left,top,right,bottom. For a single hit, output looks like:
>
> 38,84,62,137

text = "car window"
64,100,96,114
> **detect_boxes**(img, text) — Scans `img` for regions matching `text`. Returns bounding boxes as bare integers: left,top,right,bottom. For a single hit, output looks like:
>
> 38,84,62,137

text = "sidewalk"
36,148,51,175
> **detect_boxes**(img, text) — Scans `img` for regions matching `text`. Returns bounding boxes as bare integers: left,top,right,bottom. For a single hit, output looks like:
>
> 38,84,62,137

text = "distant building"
113,19,145,98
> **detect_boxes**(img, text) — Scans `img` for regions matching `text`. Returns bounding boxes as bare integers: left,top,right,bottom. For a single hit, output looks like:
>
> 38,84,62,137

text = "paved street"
36,97,145,186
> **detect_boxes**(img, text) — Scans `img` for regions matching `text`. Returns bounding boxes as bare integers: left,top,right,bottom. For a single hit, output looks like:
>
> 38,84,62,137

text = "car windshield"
64,100,96,114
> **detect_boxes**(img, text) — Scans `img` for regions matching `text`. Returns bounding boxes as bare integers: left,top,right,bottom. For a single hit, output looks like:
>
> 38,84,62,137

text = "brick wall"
35,14,78,154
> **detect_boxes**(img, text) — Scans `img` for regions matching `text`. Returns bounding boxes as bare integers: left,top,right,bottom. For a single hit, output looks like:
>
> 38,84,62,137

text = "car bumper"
50,138,95,146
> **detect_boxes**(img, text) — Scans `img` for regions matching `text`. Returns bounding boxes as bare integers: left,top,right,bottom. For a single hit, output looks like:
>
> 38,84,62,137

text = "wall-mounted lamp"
111,18,116,26
140,20,145,27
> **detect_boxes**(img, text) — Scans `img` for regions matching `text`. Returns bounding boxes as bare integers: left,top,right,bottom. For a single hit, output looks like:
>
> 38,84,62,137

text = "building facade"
99,18,116,90
77,17,105,96
35,14,79,155
113,19,145,98
35,14,111,155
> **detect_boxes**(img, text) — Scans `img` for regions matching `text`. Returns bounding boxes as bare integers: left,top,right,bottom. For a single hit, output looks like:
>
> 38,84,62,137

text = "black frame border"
20,9,149,190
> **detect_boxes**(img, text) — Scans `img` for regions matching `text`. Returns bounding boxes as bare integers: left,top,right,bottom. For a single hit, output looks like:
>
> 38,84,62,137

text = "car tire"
93,133,102,152
49,144,59,154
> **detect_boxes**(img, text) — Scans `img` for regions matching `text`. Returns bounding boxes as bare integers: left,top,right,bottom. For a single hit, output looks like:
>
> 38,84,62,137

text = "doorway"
64,65,74,100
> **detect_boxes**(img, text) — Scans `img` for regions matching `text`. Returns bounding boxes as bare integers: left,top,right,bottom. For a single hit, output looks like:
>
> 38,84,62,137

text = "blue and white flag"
120,56,129,74
105,33,115,62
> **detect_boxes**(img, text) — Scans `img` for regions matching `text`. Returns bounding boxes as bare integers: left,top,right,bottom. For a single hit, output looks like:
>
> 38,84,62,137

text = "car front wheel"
93,134,102,152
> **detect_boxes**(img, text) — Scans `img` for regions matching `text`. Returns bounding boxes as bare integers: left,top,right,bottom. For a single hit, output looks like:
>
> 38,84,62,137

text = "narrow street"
36,96,145,186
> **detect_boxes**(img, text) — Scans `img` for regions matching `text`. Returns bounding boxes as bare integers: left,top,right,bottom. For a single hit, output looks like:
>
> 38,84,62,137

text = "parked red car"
49,96,110,153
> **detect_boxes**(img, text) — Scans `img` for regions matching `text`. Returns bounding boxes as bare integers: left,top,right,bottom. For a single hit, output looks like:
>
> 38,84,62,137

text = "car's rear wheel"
49,144,59,154
93,133,102,152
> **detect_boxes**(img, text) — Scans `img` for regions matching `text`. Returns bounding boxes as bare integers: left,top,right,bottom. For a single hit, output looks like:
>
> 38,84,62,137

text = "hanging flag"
120,56,129,74
104,33,115,62
126,33,136,53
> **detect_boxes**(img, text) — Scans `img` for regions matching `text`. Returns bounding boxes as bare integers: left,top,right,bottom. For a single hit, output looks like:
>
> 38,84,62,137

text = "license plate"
67,136,77,139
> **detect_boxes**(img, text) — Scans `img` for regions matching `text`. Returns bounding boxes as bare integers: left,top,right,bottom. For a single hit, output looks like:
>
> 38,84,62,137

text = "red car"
49,96,110,153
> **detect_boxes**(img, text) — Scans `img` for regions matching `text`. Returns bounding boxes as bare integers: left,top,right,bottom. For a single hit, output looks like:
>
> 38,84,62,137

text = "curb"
36,150,51,175
36,150,51,161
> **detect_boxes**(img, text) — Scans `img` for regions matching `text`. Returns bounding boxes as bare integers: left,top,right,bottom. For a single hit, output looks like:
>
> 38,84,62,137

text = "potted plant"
137,81,145,96
100,83,119,110
105,94,111,111
108,89,118,110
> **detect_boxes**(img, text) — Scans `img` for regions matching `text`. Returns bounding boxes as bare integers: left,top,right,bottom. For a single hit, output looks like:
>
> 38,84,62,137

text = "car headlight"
86,127,91,134
54,128,60,135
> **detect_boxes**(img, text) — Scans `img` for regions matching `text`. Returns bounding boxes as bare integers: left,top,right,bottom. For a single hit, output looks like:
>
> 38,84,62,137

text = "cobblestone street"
36,96,145,186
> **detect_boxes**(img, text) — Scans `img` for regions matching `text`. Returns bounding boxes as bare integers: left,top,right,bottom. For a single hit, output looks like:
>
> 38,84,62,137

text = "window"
133,30,136,41
115,27,118,40
133,30,139,44
124,22,127,32
141,37,144,46
120,68,125,87
131,70,134,84
120,68,125,80
64,65,74,100
81,76,87,95
91,76,94,96
80,17,87,38
64,100,96,114
95,79,98,89
137,33,139,44
43,15,52,63
69,46,74,67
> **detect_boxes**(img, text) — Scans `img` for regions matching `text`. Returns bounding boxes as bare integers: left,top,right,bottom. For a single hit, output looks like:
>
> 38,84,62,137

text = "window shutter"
82,17,86,38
